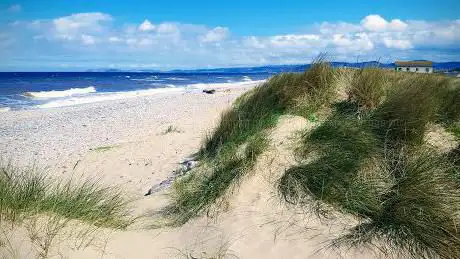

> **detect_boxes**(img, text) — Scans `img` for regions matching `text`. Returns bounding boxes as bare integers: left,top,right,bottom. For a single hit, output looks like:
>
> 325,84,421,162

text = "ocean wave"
37,87,184,109
166,77,187,81
151,83,176,87
35,80,265,109
0,107,10,112
130,76,159,82
187,80,265,90
242,76,252,81
24,86,96,99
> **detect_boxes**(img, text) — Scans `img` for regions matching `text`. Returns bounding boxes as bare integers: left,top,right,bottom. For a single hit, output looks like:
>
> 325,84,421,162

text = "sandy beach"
0,83,376,258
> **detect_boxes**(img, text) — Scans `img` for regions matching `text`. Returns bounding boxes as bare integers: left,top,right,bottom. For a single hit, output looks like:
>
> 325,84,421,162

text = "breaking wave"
24,86,96,99
0,107,10,112
37,87,184,109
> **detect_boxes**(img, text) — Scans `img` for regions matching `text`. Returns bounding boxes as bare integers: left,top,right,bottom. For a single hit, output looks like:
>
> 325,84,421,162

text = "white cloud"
81,34,95,45
388,19,408,31
269,34,320,47
383,38,413,49
332,33,374,52
156,23,179,34
361,14,408,32
51,12,112,42
138,20,155,32
7,4,21,13
53,12,112,33
2,13,459,69
108,36,122,42
200,27,229,43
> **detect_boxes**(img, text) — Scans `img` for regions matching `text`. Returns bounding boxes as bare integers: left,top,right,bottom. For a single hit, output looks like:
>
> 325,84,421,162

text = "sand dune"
2,86,379,258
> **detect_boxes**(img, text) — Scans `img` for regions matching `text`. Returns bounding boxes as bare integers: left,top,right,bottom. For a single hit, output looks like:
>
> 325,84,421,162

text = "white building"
395,61,433,73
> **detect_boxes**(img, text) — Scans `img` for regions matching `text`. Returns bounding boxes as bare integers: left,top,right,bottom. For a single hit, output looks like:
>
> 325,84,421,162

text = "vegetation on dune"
371,74,449,147
0,162,133,229
347,67,389,111
277,66,460,258
279,113,383,218
334,149,460,259
167,59,337,225
169,58,460,258
165,132,269,225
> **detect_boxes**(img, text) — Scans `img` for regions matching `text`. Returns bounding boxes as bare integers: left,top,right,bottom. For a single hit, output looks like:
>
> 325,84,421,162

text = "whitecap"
187,80,265,90
37,87,184,109
242,76,252,81
24,86,96,99
166,77,187,81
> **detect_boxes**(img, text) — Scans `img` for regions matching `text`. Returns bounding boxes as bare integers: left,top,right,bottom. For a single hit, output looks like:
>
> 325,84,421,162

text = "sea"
0,71,274,111
3,61,456,112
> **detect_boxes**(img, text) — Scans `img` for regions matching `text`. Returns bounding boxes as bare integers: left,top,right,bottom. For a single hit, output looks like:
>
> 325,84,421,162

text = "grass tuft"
371,74,448,147
347,68,388,111
0,162,133,229
335,148,460,259
166,133,269,225
161,125,182,135
279,113,382,217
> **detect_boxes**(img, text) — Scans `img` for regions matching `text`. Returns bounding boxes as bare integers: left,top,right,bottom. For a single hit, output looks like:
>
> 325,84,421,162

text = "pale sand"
1,85,377,258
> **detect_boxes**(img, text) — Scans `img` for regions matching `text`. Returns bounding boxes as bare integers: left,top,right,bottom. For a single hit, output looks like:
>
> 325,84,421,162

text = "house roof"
395,61,433,67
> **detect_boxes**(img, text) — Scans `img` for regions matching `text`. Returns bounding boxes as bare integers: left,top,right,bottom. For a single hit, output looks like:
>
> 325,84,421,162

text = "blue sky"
0,0,459,71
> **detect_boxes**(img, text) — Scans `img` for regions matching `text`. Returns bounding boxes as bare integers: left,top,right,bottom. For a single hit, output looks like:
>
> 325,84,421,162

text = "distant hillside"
86,61,460,73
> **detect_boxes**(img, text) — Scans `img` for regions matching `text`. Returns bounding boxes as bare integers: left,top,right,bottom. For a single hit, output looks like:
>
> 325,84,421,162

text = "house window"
416,67,419,72
398,67,402,71
426,68,430,72
406,67,410,71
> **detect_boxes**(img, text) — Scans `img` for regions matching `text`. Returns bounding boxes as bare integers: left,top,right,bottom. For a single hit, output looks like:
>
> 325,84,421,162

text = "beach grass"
92,145,118,152
165,132,269,225
333,148,460,259
0,162,133,229
161,125,182,135
278,113,383,218
370,74,449,147
168,58,460,258
166,59,336,224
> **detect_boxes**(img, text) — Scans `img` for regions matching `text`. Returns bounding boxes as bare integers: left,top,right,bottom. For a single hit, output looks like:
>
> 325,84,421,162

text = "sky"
0,0,459,71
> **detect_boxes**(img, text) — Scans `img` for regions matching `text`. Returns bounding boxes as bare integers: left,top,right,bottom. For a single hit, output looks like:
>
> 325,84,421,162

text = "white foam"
0,107,10,112
166,77,187,81
36,80,266,109
24,86,96,99
37,87,184,109
242,76,252,81
130,76,159,82
188,80,265,90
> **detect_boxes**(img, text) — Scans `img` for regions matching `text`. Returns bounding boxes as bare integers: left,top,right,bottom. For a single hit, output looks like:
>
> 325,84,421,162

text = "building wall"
396,66,433,73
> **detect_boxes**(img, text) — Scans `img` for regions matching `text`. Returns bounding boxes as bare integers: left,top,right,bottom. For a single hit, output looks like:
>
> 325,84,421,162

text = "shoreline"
0,79,266,111
0,85,256,192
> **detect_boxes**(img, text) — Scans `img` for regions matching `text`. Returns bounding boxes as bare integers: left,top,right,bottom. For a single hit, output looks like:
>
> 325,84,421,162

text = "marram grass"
0,162,133,229
168,58,460,258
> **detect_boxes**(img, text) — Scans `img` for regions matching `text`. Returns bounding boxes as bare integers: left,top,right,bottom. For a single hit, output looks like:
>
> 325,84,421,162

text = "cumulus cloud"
156,23,179,34
269,34,320,47
361,14,408,32
1,12,459,70
200,27,229,43
81,34,96,45
7,4,21,13
50,12,112,42
138,20,155,32
383,38,413,49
